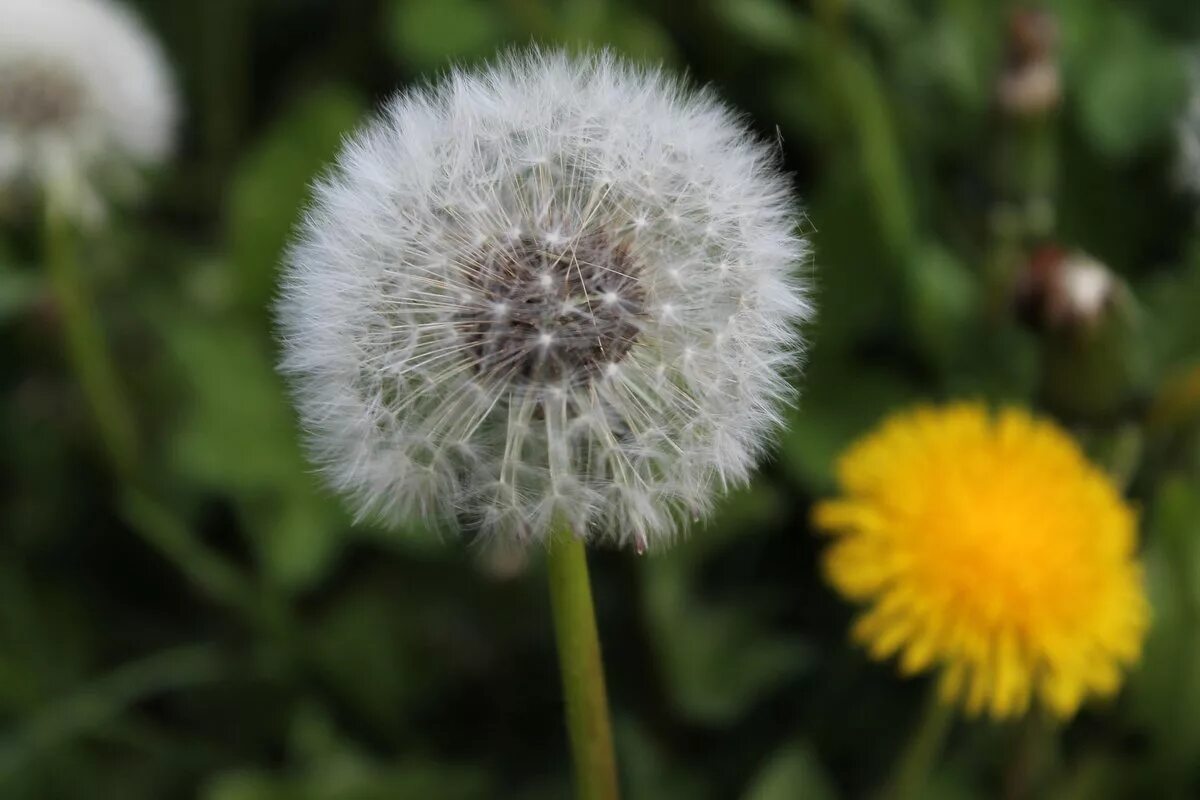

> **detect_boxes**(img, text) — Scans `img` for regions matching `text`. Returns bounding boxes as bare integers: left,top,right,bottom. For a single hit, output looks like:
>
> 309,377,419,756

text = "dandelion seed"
278,50,812,550
0,0,176,219
813,403,1148,720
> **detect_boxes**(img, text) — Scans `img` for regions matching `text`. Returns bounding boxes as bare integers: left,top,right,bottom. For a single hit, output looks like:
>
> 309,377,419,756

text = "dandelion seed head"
278,49,812,549
0,60,86,131
456,231,645,384
1178,54,1200,196
0,0,176,219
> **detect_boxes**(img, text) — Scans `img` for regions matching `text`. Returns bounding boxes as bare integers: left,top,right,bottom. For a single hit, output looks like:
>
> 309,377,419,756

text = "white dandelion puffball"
0,0,176,217
278,51,812,550
1182,57,1200,196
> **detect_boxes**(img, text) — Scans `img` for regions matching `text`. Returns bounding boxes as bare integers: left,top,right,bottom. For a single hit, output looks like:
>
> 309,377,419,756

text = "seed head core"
458,231,644,384
0,61,85,131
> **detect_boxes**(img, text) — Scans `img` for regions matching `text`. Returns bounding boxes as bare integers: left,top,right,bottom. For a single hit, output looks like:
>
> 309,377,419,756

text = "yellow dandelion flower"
813,403,1148,720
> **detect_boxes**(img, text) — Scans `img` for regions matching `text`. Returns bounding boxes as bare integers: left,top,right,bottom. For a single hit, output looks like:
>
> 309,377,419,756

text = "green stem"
1003,708,1057,800
43,204,139,479
197,0,250,185
121,490,283,630
547,525,619,800
41,206,265,621
987,108,1060,313
886,684,954,800
812,2,917,269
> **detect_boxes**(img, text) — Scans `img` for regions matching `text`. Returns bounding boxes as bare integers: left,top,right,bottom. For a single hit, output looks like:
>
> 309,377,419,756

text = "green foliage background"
3,0,1200,797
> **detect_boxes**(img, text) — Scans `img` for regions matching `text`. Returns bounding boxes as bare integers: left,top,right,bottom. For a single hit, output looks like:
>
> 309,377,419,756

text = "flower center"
458,232,644,384
0,61,86,131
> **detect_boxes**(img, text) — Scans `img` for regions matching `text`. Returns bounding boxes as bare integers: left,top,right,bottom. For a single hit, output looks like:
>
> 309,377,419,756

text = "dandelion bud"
1017,246,1120,330
278,50,812,549
0,0,177,219
1017,247,1138,419
997,9,1062,118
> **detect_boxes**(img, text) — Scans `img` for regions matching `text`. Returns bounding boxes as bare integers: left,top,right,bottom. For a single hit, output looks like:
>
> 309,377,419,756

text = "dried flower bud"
997,9,1062,117
1017,246,1119,330
1006,8,1059,66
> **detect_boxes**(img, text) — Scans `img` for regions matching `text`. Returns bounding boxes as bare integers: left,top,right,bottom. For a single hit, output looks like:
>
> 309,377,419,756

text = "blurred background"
3,0,1200,797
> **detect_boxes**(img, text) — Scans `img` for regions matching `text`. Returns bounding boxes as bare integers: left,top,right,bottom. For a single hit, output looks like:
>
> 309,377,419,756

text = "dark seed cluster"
0,62,85,131
458,232,645,384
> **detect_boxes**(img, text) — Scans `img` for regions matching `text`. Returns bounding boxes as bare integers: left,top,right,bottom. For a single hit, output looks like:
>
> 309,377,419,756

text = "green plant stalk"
121,489,283,629
886,683,954,800
1002,708,1054,800
986,113,1060,315
43,205,140,479
42,206,263,621
200,0,250,195
547,524,620,800
813,1,918,269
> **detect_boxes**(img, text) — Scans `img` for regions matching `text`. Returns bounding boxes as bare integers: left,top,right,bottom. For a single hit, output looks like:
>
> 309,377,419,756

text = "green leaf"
206,707,492,800
227,85,365,314
891,2,1002,120
845,0,918,45
0,259,42,324
619,719,713,800
781,355,919,493
205,760,490,800
308,585,435,731
1127,477,1200,780
823,41,919,263
742,741,837,800
386,0,506,71
641,488,814,724
904,242,981,369
595,12,677,64
713,0,814,55
1063,2,1189,157
1138,256,1200,381
161,311,345,591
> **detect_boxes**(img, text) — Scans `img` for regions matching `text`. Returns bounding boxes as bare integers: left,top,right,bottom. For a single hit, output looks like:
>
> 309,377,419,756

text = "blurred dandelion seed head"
0,61,86,131
1180,55,1200,195
278,49,812,549
814,404,1147,720
0,0,176,219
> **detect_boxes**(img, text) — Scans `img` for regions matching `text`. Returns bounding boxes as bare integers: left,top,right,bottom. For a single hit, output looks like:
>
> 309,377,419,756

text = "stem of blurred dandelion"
1002,708,1055,800
42,204,140,478
546,521,619,800
884,684,953,800
41,204,270,625
987,66,1061,313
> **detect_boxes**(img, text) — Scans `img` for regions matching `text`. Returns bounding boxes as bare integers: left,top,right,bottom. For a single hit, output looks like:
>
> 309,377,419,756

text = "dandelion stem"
886,683,954,800
547,523,619,800
120,489,279,628
1002,708,1053,800
43,204,140,478
42,205,263,621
